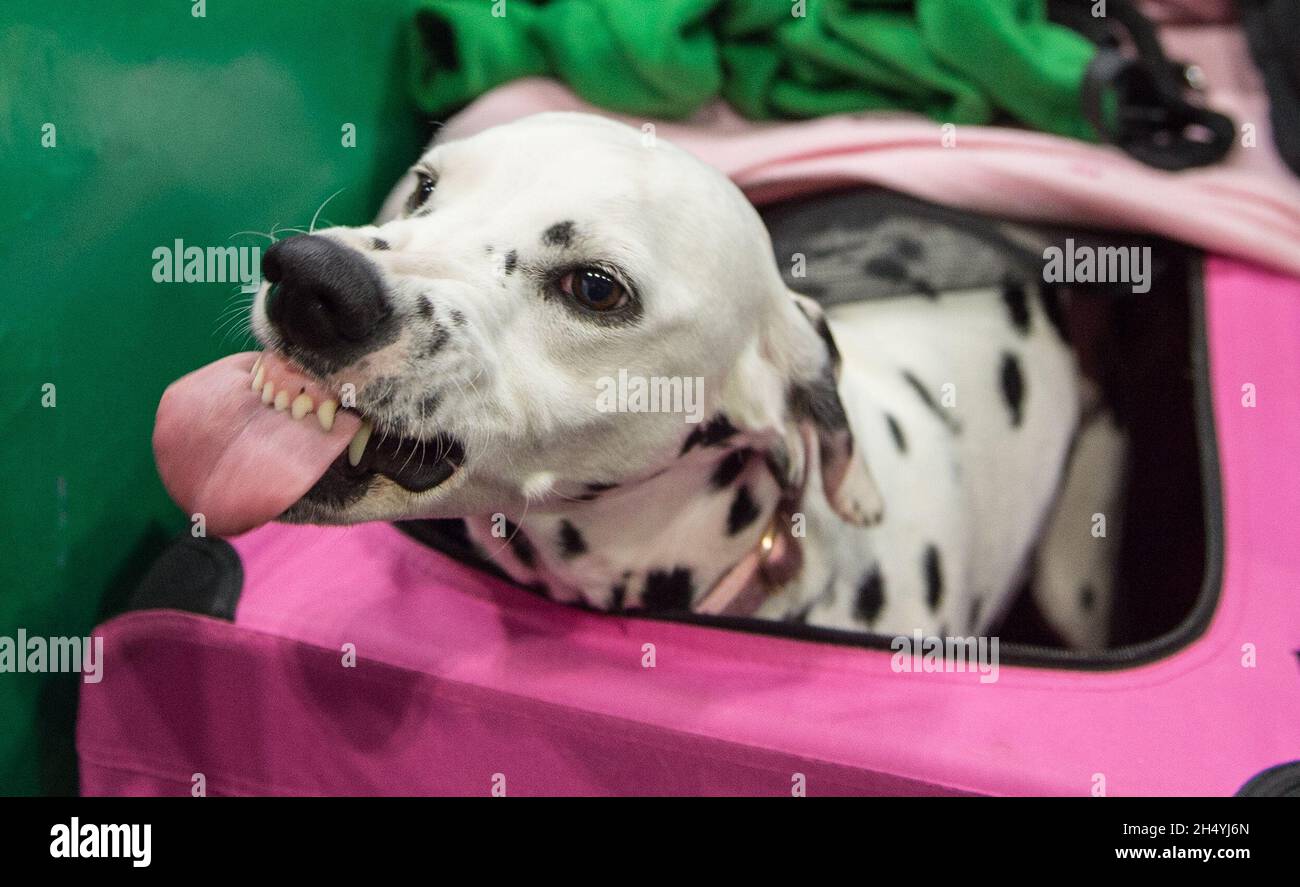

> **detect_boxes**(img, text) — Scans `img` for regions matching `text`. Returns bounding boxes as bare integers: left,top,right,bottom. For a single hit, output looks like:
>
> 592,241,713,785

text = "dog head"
154,113,880,535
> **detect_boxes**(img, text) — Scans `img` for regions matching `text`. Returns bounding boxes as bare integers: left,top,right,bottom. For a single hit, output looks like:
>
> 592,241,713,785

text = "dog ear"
720,292,883,527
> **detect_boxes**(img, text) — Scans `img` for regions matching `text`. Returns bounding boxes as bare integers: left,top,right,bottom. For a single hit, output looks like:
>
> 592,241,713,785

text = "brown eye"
559,268,628,312
407,171,436,213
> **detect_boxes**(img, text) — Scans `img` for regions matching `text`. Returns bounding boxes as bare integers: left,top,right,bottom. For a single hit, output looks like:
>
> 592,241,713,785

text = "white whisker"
309,188,346,234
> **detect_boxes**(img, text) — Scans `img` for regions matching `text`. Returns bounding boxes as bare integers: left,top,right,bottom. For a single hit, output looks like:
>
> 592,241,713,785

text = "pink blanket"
439,66,1300,276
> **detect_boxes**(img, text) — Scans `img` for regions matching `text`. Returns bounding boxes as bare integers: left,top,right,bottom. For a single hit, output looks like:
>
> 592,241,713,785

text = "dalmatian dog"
154,112,1117,644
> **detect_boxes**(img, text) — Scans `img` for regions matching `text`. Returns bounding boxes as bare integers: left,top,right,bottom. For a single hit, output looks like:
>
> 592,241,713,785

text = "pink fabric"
1159,24,1296,185
1140,0,1236,23
78,257,1300,796
437,78,1300,278
1144,0,1232,23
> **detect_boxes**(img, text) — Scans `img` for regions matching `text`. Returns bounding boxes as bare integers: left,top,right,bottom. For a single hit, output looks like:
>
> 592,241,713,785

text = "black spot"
813,316,841,370
912,278,938,298
503,249,517,275
449,309,466,326
609,582,626,611
1002,279,1030,335
854,565,885,624
680,414,738,455
557,520,587,558
1079,584,1096,611
364,377,399,413
999,352,1025,426
418,392,440,416
788,367,848,431
1040,285,1068,341
865,256,908,281
895,237,924,260
726,485,762,536
866,251,936,298
885,412,907,453
414,9,460,71
642,568,693,611
923,545,944,611
794,301,841,369
371,237,390,251
542,221,575,248
422,321,449,358
504,521,535,568
416,298,433,319
902,370,961,433
710,449,749,488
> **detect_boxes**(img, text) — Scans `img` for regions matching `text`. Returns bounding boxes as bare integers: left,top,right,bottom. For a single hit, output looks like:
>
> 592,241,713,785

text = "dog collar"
695,500,804,619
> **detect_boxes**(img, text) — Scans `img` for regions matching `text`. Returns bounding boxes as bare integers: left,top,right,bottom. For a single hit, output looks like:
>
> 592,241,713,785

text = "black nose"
263,235,392,361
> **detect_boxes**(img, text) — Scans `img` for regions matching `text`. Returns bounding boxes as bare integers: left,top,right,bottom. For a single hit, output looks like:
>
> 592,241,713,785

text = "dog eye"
407,171,436,213
559,268,628,312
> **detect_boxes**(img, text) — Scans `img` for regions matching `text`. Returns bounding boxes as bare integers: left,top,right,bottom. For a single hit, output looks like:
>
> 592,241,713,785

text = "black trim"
1236,761,1300,798
126,534,244,622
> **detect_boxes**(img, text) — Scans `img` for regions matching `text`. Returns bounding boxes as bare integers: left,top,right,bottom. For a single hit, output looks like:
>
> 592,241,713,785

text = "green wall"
0,0,429,794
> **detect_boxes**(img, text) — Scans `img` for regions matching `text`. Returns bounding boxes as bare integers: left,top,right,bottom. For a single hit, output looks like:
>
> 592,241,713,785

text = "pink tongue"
153,352,361,537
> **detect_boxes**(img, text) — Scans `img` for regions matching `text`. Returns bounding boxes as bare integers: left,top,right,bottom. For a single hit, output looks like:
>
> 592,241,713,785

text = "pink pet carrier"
77,247,1300,796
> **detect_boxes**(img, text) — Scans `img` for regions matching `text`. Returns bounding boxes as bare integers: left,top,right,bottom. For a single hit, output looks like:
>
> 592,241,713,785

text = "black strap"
1066,0,1236,170
1082,48,1235,171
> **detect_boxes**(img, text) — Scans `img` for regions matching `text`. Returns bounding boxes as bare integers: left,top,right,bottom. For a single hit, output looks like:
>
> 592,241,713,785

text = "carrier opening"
396,187,1221,671
731,187,1221,668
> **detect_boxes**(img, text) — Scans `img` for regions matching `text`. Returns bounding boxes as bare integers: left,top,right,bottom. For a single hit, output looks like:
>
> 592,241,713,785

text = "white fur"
252,112,1096,639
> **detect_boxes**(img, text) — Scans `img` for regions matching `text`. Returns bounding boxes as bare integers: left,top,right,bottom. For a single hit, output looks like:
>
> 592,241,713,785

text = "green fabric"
0,0,428,795
409,0,1105,141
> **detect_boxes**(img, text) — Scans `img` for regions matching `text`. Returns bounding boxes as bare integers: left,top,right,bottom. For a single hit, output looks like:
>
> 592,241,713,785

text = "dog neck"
463,441,793,614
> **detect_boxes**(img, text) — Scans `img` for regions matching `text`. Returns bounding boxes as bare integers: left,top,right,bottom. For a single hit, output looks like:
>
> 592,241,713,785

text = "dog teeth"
316,399,337,432
348,420,373,467
248,356,347,433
